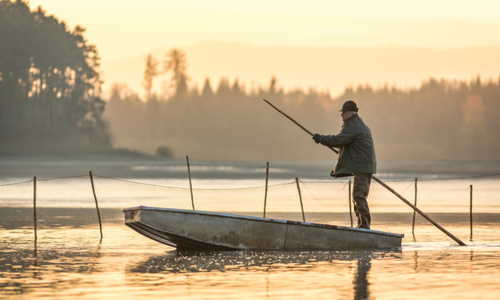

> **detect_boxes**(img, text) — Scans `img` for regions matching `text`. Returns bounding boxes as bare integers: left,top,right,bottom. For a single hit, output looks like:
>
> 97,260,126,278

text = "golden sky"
24,0,500,96
29,0,500,60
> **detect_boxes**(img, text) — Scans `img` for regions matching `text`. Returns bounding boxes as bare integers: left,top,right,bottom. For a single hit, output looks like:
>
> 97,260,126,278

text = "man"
312,100,376,229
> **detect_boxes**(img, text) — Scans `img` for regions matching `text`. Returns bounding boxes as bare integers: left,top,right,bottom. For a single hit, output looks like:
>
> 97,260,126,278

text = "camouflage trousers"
353,173,372,228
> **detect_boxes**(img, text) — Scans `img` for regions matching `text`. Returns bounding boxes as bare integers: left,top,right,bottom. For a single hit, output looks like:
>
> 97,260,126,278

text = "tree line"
0,0,110,155
104,49,500,161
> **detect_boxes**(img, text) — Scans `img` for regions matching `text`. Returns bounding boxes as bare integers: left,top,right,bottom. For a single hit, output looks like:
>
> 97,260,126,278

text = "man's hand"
313,134,322,144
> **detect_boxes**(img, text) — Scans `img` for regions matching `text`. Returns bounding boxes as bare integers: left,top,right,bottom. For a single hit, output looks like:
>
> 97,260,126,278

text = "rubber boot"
356,214,370,229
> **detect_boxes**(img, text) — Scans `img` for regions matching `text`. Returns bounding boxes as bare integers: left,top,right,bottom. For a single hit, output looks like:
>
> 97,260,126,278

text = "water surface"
1,210,499,299
1,158,500,299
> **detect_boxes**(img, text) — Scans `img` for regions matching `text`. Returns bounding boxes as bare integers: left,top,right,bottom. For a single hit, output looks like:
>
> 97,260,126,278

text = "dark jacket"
318,114,376,177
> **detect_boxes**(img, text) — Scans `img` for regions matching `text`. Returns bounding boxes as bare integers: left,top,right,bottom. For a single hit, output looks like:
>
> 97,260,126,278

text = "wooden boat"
123,206,404,250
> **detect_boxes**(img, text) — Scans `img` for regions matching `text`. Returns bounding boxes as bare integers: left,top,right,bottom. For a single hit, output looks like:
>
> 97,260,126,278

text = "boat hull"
123,206,403,250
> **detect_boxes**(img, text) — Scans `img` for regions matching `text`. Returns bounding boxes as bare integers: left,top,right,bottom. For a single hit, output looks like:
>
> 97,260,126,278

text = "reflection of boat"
129,249,395,299
123,206,404,251
129,249,400,274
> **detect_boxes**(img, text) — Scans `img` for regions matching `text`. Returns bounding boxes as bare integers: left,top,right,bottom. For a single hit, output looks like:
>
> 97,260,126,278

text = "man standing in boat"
312,100,376,229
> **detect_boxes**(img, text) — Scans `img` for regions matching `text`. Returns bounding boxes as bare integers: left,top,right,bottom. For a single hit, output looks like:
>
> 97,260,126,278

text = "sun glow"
27,0,500,60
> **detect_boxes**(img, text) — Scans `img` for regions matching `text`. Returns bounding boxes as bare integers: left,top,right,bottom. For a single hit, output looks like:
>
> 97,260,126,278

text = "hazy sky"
29,0,500,61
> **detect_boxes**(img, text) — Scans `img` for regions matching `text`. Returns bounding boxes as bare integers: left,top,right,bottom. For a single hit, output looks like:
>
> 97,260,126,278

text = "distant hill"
101,41,500,97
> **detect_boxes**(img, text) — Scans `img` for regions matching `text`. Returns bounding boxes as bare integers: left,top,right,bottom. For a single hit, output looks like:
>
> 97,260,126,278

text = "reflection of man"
354,252,372,300
313,100,376,229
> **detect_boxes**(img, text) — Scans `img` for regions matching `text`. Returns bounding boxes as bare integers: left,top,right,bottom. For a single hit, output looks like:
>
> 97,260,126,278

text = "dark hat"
340,100,358,112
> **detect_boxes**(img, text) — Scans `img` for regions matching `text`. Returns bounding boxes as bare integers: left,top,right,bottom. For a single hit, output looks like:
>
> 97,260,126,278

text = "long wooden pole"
372,176,465,245
263,98,466,246
89,171,103,241
186,156,195,210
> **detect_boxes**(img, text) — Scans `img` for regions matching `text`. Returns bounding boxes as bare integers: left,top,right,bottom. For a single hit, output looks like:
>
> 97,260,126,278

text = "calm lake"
1,158,500,299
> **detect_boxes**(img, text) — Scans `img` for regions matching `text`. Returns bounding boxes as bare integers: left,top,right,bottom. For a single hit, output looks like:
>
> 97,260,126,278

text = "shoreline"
2,156,500,181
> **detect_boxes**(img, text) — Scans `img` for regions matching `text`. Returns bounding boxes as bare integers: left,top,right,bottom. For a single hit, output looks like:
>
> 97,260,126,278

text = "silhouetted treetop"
0,0,110,154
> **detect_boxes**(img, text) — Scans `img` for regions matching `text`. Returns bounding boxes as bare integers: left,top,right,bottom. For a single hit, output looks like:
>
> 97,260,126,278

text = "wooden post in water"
263,162,269,218
349,180,353,227
295,177,306,222
412,178,418,234
470,184,473,241
186,156,195,210
89,171,103,241
33,176,37,244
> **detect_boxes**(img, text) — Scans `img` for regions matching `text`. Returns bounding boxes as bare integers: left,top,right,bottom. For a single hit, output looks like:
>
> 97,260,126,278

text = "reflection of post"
414,250,419,271
353,253,371,300
266,267,270,298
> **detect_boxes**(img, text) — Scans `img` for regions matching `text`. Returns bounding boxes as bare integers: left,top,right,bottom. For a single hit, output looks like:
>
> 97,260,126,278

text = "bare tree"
142,53,159,100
